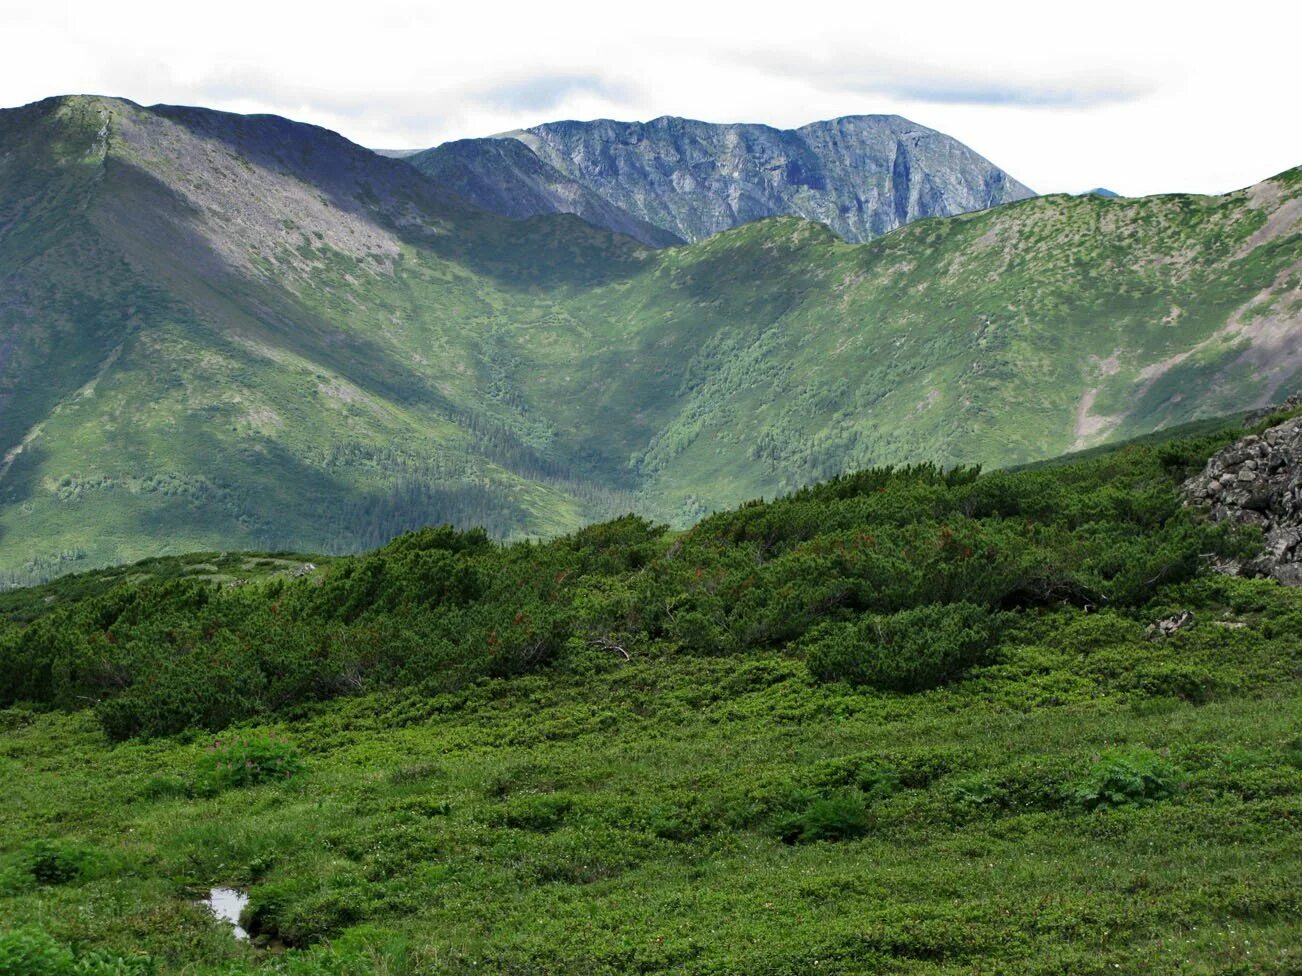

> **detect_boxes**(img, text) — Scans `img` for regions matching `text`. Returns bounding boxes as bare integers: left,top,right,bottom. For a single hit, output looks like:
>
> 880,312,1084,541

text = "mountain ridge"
0,94,1298,584
408,112,1034,244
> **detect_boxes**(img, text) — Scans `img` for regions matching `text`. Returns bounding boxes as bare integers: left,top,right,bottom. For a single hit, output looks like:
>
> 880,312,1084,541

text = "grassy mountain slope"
0,95,1298,583
0,96,643,584
0,419,1298,973
571,173,1302,518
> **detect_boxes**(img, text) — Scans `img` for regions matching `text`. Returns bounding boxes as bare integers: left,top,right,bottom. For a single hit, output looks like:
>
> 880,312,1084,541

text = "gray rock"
407,114,1034,246
404,138,683,247
1146,609,1194,639
1183,396,1302,585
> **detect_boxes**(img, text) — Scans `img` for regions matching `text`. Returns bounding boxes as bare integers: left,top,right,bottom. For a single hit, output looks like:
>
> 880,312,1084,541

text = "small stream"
204,887,250,940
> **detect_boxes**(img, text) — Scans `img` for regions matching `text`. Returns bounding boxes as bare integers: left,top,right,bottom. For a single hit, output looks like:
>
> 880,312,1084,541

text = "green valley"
0,96,1298,584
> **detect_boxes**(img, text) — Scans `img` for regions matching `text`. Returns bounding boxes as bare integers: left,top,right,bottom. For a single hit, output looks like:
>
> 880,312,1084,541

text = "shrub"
804,602,999,691
1070,748,1185,810
1128,662,1219,703
496,793,575,832
804,754,900,800
243,878,366,947
0,928,72,976
391,796,451,818
387,762,441,786
944,773,1007,812
773,792,873,844
71,950,156,975
196,733,304,791
21,840,89,885
0,929,154,976
138,774,191,800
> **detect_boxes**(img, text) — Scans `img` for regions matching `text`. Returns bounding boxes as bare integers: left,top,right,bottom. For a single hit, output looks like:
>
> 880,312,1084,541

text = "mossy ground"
0,587,1298,974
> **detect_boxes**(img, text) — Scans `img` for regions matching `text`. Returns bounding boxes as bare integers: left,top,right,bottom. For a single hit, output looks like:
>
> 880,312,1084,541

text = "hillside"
412,114,1035,244
0,416,1299,973
0,95,1299,584
0,95,647,584
406,137,683,247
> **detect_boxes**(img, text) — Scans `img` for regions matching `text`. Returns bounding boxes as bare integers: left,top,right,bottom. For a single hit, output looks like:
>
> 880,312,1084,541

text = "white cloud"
0,0,1298,195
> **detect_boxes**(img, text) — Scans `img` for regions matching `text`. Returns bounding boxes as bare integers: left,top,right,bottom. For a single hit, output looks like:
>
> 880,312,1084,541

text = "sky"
1,0,1298,196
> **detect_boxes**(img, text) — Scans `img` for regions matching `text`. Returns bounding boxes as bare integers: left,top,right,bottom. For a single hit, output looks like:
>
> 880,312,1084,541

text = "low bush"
944,773,1007,813
1069,748,1185,810
0,419,1259,742
21,840,89,885
0,928,154,976
196,733,305,791
773,792,874,844
0,928,71,976
496,793,575,832
803,602,999,690
138,774,191,800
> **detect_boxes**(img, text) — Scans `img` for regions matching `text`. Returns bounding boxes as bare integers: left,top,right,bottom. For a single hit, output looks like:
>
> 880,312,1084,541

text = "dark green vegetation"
1,95,1299,584
1,418,1298,973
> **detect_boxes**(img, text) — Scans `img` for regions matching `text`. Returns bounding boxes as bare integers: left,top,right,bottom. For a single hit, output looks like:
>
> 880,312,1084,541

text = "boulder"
1183,396,1302,585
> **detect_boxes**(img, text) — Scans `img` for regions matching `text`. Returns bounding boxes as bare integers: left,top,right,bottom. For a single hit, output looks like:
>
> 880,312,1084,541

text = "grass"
0,419,1299,973
0,597,1297,973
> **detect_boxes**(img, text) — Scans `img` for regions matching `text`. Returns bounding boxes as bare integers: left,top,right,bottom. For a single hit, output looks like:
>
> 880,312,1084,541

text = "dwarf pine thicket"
0,427,1255,739
0,415,1299,974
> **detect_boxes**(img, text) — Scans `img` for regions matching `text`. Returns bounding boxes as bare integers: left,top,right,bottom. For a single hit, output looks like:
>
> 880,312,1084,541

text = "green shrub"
773,792,873,844
21,840,89,885
496,793,575,832
804,602,999,690
196,733,304,790
1070,748,1185,810
71,950,156,975
0,422,1265,743
1128,662,1220,703
1285,737,1302,771
0,929,154,976
139,774,191,800
0,928,73,976
391,795,451,818
387,762,441,786
243,878,366,947
945,773,1007,812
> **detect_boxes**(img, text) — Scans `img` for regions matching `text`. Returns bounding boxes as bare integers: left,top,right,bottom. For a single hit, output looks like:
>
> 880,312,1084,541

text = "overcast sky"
2,0,1298,196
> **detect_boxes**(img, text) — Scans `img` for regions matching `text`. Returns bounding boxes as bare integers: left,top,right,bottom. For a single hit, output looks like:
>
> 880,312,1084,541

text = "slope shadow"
143,102,652,293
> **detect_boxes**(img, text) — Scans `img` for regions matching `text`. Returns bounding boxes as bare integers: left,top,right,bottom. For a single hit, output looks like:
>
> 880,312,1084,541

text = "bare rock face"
409,114,1034,246
1184,402,1302,584
405,138,684,247
520,115,1035,244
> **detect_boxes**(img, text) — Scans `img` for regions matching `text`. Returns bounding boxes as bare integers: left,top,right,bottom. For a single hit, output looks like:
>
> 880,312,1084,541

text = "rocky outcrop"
1146,609,1194,638
408,114,1034,246
405,138,683,247
1183,402,1302,584
1242,390,1302,427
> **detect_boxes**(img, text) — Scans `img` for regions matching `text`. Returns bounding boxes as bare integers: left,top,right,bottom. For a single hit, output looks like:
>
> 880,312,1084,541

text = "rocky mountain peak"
405,113,1033,246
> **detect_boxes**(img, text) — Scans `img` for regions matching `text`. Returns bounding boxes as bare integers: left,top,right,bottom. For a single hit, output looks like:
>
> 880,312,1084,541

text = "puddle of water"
205,887,250,940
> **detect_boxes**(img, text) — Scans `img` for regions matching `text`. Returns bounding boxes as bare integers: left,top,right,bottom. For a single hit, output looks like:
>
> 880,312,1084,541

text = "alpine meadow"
0,27,1300,976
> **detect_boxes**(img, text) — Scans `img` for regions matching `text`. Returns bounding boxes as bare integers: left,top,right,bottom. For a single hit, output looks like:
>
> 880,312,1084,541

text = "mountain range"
0,94,1298,584
405,115,1035,245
